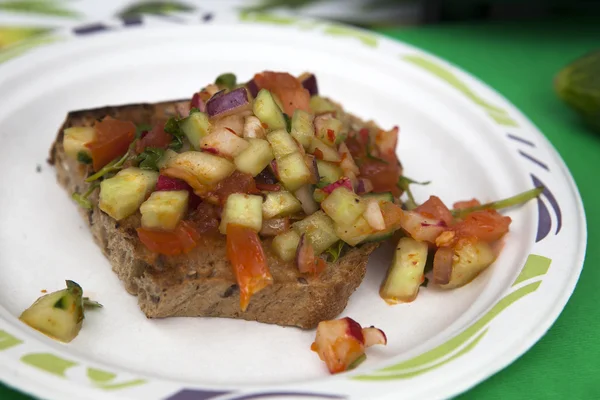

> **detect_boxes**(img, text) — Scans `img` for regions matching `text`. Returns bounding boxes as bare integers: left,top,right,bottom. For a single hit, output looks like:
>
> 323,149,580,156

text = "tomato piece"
453,199,481,210
359,155,402,196
137,220,200,256
380,201,404,230
87,117,136,171
254,71,311,116
226,224,273,311
135,121,172,153
207,170,260,205
452,210,511,242
415,196,453,226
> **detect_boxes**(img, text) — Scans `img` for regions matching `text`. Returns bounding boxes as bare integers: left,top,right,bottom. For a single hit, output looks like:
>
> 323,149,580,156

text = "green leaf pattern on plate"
0,1,79,18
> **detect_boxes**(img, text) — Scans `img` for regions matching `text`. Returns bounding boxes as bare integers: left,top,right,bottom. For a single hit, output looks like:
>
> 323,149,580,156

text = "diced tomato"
207,170,260,205
380,201,404,230
137,220,200,256
453,199,481,210
135,121,172,154
86,117,136,171
415,196,453,226
452,210,511,242
189,202,221,236
253,71,311,116
359,155,402,197
226,224,273,311
256,183,281,191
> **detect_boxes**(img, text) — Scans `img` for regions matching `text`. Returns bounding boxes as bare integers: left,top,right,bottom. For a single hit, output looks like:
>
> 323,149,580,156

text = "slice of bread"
49,100,379,329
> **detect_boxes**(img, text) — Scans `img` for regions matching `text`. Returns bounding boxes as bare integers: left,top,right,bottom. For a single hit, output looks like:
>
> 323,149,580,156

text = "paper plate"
0,13,586,400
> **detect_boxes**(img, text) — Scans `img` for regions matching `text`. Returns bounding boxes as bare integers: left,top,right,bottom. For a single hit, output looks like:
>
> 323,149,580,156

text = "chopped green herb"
83,297,103,309
135,123,152,138
164,117,185,151
347,353,367,370
189,107,201,115
76,151,92,164
397,176,431,210
316,179,329,189
71,181,100,210
215,73,237,89
324,240,346,263
283,113,292,133
451,186,544,219
136,147,165,171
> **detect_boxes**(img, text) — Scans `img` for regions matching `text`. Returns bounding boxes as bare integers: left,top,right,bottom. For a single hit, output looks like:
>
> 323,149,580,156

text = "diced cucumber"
291,109,314,148
314,115,344,146
321,187,366,225
363,192,394,204
292,210,338,254
19,280,85,343
439,241,495,290
310,96,337,114
253,89,286,131
234,138,274,176
267,129,299,159
99,168,158,221
309,137,341,162
179,111,211,150
361,229,394,243
380,237,429,303
157,149,179,170
262,191,303,219
277,152,312,191
165,151,235,186
140,190,189,231
200,128,249,158
219,193,263,233
63,127,96,161
272,230,301,262
316,160,343,186
334,216,374,246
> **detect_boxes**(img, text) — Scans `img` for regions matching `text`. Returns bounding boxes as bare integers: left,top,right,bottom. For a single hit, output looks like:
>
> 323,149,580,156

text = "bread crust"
50,101,378,329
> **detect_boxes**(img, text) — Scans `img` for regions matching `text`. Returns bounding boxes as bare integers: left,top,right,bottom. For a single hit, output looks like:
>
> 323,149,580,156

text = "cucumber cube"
334,216,374,246
272,230,301,262
309,137,341,162
292,210,339,254
309,96,337,114
179,111,211,150
253,89,286,131
267,129,299,159
316,160,343,186
200,128,249,158
315,116,344,146
234,138,274,177
140,190,189,231
99,168,158,221
262,191,303,219
277,152,312,191
63,127,96,160
166,151,235,186
380,237,429,303
291,109,314,149
321,187,366,225
219,193,263,233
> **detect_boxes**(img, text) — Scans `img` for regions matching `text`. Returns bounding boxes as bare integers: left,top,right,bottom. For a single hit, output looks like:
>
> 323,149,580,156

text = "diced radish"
156,175,191,192
362,327,387,347
364,200,386,231
200,127,250,158
322,177,353,194
242,115,267,139
356,178,374,195
190,92,206,112
294,184,319,215
212,114,245,137
400,211,447,243
375,126,399,155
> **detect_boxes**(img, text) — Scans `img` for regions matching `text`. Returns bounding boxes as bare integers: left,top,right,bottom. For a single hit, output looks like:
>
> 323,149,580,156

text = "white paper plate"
0,13,586,400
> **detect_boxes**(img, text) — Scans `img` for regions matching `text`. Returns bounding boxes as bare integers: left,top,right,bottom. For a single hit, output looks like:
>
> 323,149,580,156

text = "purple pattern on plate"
230,392,345,400
534,196,552,242
122,16,143,26
165,389,231,400
531,174,563,241
73,23,111,35
519,150,549,171
507,133,536,147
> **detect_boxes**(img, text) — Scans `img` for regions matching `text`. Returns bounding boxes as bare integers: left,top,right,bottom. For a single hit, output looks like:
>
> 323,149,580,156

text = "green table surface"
2,17,599,400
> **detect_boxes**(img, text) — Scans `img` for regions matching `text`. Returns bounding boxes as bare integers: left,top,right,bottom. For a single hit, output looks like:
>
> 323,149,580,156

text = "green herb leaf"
324,240,346,263
347,353,367,370
215,73,237,89
283,113,292,133
164,117,185,151
83,297,103,309
397,176,431,210
189,107,200,115
85,140,138,182
135,123,152,138
77,151,92,165
71,193,92,209
451,186,544,219
136,147,165,171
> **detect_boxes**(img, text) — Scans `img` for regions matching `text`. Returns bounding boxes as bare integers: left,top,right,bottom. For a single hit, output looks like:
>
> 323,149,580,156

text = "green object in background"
118,1,194,18
0,1,79,18
555,49,600,132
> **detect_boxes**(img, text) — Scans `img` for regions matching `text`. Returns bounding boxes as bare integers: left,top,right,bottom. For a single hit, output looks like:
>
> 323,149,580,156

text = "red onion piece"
322,177,353,194
362,327,387,347
191,92,206,112
300,74,318,96
205,87,250,119
304,154,319,184
356,178,374,194
294,184,319,215
296,233,316,274
246,79,259,98
256,167,278,185
270,159,280,180
433,246,454,285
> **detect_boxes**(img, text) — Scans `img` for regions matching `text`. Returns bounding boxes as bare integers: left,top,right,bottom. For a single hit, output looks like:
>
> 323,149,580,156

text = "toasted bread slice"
49,100,379,329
